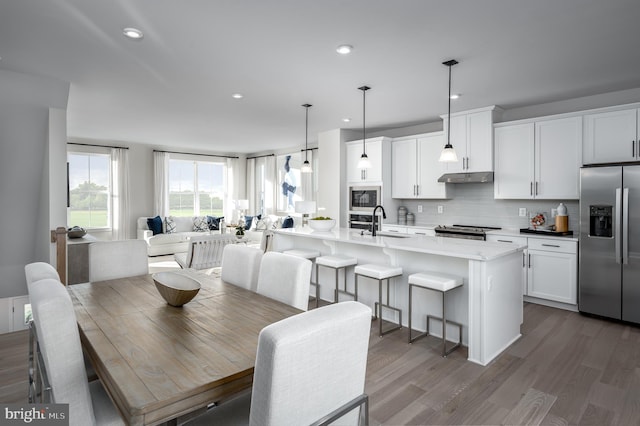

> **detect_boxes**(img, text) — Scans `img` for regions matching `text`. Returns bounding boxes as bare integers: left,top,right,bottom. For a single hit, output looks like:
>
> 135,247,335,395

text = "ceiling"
1,0,639,155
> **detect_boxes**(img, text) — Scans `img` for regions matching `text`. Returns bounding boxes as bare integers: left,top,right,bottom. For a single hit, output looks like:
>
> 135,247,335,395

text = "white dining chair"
29,278,124,426
256,252,312,311
221,244,263,291
88,239,149,282
187,301,372,426
175,234,237,271
25,262,60,286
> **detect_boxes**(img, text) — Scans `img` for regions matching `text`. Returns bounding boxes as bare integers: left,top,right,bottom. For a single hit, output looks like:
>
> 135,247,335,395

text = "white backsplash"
395,183,579,230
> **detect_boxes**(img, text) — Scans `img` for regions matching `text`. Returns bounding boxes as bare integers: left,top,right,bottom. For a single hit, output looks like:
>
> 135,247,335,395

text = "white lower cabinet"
381,224,408,234
406,227,435,236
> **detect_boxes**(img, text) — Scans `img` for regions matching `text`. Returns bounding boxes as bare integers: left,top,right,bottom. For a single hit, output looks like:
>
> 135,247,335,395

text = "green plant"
235,225,245,236
311,216,332,220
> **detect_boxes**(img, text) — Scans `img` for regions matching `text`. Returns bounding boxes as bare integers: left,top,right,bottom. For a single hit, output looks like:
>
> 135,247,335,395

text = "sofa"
137,216,222,256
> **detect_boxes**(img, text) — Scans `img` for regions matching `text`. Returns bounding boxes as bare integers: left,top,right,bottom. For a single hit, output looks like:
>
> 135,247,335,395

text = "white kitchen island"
272,227,526,366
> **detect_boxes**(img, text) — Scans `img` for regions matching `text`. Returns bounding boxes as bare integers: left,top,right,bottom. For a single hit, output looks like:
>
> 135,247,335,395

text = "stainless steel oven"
349,213,380,231
349,186,381,211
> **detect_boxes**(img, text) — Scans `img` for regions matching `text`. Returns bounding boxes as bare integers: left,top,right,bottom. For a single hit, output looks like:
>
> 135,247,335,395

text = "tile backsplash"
394,183,579,230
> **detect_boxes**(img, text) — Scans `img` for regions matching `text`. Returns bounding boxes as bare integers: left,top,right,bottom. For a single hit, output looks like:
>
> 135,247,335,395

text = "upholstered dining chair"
256,251,312,311
221,244,263,291
29,278,124,426
175,234,237,271
88,239,148,282
25,262,60,285
187,301,372,426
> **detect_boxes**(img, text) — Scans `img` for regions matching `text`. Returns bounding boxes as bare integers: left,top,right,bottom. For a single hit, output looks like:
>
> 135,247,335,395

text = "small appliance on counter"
555,202,569,232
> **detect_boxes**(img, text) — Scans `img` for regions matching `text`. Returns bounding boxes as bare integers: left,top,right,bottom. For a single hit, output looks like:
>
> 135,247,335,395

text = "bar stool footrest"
374,302,402,336
426,314,463,357
335,288,356,303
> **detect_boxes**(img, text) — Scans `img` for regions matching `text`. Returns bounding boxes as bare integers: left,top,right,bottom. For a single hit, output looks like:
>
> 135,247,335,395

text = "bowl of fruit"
308,216,336,232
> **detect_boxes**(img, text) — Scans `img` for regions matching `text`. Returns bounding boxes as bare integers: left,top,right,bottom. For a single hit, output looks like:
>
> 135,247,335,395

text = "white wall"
0,69,69,300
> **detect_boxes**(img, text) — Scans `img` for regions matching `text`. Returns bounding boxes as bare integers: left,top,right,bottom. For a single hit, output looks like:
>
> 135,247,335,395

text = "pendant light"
357,85,372,169
439,59,459,162
300,103,313,173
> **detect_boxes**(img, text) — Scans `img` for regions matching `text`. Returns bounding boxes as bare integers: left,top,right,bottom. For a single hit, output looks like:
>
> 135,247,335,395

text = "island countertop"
273,227,525,261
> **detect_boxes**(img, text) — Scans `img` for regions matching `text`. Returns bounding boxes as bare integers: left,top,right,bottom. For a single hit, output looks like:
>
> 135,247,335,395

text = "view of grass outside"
69,209,109,228
169,159,225,217
68,152,111,229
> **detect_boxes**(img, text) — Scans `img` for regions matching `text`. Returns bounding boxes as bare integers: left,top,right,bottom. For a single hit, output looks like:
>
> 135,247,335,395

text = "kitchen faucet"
371,205,386,236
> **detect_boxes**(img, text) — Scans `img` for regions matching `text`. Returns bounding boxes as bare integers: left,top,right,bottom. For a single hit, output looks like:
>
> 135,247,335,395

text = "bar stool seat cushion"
316,254,358,269
355,264,403,280
283,249,320,260
408,272,463,292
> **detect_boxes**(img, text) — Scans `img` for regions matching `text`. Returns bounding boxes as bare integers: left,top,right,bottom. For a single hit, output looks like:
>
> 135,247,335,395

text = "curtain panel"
153,151,169,217
111,147,130,240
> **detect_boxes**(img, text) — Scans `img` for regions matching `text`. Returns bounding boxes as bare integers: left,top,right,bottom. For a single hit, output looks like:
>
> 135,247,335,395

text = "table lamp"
236,199,249,225
295,201,316,227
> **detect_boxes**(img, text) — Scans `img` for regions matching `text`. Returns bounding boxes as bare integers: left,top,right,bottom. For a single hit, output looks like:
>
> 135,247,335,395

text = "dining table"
68,270,302,426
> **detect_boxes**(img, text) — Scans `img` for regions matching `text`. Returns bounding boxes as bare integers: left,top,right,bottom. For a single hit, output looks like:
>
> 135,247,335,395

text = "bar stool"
315,254,358,303
282,249,321,308
354,264,403,337
408,271,463,357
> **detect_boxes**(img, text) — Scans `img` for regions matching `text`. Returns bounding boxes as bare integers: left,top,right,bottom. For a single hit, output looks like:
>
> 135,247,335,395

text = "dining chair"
187,301,372,426
256,252,312,311
221,244,263,291
88,239,149,282
29,278,124,426
25,262,61,285
175,234,237,270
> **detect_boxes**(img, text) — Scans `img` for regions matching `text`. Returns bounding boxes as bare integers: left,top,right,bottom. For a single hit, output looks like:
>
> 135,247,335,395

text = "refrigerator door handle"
615,188,622,264
623,187,629,265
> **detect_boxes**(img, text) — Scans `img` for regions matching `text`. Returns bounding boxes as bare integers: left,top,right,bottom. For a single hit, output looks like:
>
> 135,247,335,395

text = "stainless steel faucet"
371,205,386,236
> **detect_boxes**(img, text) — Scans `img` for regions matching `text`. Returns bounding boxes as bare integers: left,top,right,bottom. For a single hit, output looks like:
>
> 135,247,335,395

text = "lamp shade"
294,201,316,215
236,199,249,210
439,145,458,162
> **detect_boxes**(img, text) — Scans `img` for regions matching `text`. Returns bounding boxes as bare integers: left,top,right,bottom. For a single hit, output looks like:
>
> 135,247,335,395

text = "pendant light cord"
447,63,452,146
305,105,309,162
358,86,370,155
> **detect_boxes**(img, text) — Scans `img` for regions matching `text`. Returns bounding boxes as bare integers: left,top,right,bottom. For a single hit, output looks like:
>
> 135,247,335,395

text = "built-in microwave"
349,186,381,211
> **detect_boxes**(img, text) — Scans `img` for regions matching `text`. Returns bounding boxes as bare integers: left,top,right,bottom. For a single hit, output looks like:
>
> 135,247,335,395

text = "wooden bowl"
152,272,201,307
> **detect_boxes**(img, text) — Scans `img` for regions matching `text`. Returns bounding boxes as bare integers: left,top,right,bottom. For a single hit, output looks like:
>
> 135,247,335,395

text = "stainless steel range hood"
437,171,494,183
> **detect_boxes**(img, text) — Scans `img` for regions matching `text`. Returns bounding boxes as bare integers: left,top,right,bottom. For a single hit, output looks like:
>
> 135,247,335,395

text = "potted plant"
235,224,245,238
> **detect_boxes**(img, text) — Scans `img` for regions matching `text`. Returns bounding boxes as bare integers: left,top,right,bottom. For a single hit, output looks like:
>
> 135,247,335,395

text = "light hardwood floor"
4,270,638,425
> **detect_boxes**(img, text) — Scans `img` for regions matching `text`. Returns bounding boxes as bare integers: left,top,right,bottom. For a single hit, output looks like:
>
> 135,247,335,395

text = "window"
68,152,111,229
169,159,225,217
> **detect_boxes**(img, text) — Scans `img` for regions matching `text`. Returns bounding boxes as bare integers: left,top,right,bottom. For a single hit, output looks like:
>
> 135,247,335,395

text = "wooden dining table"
68,271,302,426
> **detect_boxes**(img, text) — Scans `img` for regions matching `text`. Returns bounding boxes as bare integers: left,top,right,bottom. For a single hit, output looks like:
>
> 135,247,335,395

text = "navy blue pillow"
282,216,294,228
244,215,254,230
207,216,223,230
147,216,163,235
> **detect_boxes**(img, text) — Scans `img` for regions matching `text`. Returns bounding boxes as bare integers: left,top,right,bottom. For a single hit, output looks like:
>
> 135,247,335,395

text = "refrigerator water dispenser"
589,205,612,237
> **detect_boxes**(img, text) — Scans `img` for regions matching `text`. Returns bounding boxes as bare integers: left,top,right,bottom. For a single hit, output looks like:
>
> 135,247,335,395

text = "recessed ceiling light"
123,27,144,40
336,45,353,55
232,93,243,99
450,94,461,99
342,118,351,123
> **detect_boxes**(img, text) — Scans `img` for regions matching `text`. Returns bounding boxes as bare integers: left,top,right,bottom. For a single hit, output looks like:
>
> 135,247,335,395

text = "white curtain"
225,157,240,223
111,147,130,240
154,151,169,217
264,155,277,215
247,157,257,214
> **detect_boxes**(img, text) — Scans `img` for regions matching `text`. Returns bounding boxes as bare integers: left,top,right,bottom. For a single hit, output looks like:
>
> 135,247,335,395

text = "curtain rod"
300,147,319,152
246,153,275,160
154,149,238,159
67,142,129,150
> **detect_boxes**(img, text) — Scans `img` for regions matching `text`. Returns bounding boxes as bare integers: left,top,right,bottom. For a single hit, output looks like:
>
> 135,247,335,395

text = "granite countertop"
274,227,525,261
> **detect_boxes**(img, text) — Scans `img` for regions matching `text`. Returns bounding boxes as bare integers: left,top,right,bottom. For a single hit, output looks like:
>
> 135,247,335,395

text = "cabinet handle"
528,253,531,268
466,157,469,170
415,232,426,235
416,185,419,196
498,239,513,243
535,181,539,196
530,182,533,196
541,243,560,248
633,140,636,158
522,252,525,268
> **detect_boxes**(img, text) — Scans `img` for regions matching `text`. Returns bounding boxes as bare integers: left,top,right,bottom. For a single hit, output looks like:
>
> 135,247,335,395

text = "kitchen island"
272,227,526,366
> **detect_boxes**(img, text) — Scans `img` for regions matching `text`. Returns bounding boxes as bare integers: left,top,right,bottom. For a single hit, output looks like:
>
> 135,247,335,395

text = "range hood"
438,171,494,183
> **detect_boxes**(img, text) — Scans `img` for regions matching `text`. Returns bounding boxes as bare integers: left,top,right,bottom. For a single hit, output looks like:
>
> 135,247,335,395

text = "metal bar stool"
315,254,358,303
282,249,321,308
354,264,403,336
408,272,463,357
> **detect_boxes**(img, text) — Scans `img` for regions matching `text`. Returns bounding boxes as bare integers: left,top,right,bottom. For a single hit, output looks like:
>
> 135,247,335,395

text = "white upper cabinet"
346,138,383,183
442,106,502,173
494,116,582,199
392,133,450,199
583,108,639,164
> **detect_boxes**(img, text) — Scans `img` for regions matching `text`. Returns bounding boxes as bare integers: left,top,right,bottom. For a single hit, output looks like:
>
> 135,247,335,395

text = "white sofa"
137,216,221,256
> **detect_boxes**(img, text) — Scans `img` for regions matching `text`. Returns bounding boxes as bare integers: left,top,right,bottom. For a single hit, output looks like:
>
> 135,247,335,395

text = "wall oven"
349,186,381,211
349,213,380,231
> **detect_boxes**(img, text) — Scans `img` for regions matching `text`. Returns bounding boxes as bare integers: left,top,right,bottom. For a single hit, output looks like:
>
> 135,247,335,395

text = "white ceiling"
1,0,639,154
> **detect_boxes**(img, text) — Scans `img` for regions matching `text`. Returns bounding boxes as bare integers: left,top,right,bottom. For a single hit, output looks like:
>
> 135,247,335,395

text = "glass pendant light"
300,103,313,173
439,59,459,162
357,86,372,169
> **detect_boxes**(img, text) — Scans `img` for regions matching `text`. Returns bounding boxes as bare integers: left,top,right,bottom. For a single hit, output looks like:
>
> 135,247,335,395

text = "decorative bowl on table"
308,217,336,232
68,226,87,239
152,272,201,307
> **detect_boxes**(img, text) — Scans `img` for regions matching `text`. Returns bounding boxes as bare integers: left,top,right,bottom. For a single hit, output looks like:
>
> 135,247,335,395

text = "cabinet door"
494,123,535,199
346,142,364,183
583,108,637,164
443,114,467,173
527,249,577,304
535,116,582,199
406,227,435,236
466,110,494,172
486,235,528,296
391,139,417,198
417,134,449,199
364,139,383,182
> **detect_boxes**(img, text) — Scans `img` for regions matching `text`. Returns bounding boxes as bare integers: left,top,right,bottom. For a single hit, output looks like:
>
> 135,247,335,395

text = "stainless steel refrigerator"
580,165,640,323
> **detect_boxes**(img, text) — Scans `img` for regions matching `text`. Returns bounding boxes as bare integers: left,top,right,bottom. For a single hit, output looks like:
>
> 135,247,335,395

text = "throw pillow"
146,216,163,235
207,216,222,230
281,216,294,228
244,215,254,230
193,216,209,232
271,217,283,229
165,216,176,234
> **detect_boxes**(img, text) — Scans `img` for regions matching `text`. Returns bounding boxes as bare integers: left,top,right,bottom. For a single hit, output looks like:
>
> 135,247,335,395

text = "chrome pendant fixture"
439,59,459,162
301,103,313,173
357,85,372,169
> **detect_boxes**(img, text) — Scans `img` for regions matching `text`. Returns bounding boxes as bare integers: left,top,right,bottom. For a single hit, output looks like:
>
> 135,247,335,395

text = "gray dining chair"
29,278,124,426
88,239,148,282
24,262,60,286
256,252,312,311
221,244,263,291
187,301,372,426
175,234,237,271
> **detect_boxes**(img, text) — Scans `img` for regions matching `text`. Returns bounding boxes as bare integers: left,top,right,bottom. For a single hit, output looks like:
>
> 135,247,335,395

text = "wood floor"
2,302,639,425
